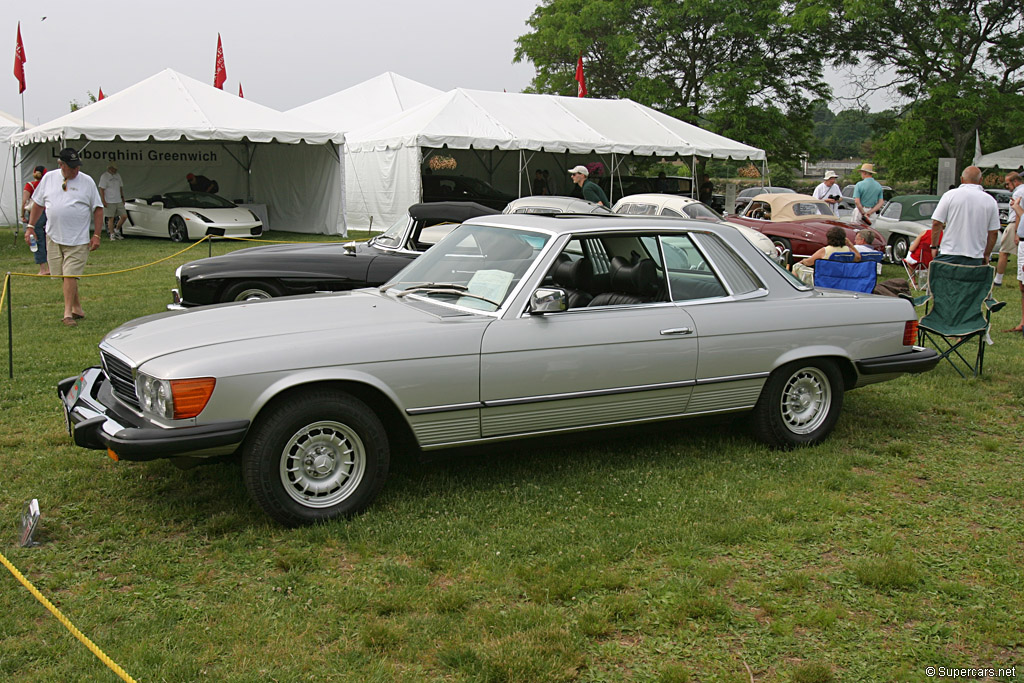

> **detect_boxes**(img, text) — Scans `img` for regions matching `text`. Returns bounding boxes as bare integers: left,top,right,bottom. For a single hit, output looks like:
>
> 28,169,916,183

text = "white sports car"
124,192,263,242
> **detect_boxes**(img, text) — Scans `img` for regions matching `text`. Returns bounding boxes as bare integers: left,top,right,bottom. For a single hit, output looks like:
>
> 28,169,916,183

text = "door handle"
660,327,694,336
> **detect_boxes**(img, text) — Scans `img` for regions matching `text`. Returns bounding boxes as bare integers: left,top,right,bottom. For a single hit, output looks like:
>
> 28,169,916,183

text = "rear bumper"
855,346,940,376
58,369,249,461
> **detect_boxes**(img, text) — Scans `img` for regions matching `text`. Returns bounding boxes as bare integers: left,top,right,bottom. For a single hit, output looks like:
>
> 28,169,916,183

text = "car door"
478,232,699,438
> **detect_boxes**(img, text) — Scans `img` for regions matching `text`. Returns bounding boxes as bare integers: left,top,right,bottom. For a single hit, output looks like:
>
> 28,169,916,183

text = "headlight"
137,373,216,420
188,211,214,223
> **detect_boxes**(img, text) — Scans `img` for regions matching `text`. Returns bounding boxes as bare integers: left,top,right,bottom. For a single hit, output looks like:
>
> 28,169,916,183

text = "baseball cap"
108,162,118,171
33,165,46,174
58,147,82,168
568,165,589,176
186,173,196,181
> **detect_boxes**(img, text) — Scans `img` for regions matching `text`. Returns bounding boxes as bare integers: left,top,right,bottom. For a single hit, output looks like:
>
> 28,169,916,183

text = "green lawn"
1,228,1022,682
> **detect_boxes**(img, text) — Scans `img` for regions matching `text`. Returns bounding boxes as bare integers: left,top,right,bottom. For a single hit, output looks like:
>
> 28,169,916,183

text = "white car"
124,192,264,242
612,193,781,260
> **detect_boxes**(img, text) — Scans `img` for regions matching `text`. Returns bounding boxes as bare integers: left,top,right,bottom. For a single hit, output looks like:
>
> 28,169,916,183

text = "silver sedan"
60,214,938,525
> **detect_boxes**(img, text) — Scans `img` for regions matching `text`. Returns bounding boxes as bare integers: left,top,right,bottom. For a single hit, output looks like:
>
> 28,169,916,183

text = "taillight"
170,378,216,419
903,320,919,346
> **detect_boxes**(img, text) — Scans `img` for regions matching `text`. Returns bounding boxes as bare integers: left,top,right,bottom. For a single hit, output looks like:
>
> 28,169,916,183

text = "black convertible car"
170,202,499,308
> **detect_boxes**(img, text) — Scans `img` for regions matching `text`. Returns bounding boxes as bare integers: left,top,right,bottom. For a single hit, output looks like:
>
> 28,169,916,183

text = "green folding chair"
903,261,1005,377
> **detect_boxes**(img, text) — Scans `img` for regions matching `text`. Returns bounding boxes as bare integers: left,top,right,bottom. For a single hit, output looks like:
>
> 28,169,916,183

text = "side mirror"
151,202,164,209
342,241,358,255
530,287,568,314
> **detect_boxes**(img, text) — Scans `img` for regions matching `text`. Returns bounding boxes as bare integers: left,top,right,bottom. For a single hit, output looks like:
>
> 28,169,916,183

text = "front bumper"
58,368,250,461
855,346,940,376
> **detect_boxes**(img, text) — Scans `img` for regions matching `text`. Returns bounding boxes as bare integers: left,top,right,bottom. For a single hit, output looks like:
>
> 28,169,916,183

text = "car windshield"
371,214,411,248
164,192,236,209
455,177,505,198
384,224,549,312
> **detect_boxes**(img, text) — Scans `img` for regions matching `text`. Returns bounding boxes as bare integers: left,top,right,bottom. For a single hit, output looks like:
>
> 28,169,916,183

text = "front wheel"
751,359,844,448
168,215,189,242
222,280,283,302
242,389,390,526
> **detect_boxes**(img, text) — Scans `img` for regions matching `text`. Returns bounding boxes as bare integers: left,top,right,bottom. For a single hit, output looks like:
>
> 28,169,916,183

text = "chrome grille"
101,351,140,411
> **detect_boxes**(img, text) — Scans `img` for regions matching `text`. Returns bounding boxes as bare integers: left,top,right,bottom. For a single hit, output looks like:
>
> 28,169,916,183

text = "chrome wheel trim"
233,287,273,301
279,420,366,509
780,367,831,435
891,236,909,261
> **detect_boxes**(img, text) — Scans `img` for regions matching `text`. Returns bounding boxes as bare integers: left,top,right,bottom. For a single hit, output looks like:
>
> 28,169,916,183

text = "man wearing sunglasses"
24,147,104,327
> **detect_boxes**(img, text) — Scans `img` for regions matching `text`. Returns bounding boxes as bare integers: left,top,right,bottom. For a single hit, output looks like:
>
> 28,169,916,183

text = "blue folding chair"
814,251,883,293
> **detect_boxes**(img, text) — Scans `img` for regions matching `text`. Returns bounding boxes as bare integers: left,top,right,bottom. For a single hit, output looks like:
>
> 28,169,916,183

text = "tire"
889,235,910,262
242,389,390,526
168,215,189,243
770,236,792,264
222,280,283,303
751,359,844,448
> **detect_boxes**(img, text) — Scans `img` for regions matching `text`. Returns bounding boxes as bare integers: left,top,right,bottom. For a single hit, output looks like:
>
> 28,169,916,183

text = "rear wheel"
770,236,793,264
168,215,189,242
752,359,844,448
889,235,910,262
242,389,390,526
222,280,283,303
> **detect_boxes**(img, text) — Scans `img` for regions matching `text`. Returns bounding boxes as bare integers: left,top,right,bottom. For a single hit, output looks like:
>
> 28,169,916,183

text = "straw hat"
859,163,875,174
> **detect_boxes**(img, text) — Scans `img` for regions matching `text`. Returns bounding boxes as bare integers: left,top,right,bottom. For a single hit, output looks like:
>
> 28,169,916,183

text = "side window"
917,201,937,218
657,235,728,301
618,203,659,216
691,233,764,296
660,208,683,217
882,202,902,219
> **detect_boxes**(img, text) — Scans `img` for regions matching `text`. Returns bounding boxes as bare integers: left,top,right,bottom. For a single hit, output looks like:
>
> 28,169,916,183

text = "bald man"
931,166,1000,265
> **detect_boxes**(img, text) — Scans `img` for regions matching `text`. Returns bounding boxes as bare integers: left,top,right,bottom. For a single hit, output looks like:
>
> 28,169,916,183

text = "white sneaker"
108,233,115,241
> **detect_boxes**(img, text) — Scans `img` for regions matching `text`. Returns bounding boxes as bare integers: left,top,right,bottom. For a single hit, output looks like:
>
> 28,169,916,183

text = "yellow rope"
0,549,138,683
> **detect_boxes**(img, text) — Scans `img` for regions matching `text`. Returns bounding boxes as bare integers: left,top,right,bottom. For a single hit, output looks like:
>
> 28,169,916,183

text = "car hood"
103,289,487,375
181,241,380,278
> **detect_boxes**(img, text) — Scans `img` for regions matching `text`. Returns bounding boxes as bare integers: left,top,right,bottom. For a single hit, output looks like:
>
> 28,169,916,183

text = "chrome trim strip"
406,402,483,416
694,372,770,385
404,372,766,415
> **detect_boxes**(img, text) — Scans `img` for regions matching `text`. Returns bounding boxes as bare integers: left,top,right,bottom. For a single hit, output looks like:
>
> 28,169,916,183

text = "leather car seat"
551,257,594,308
588,256,660,306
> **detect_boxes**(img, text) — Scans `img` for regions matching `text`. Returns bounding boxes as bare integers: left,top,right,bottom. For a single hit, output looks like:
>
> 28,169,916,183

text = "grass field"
1,227,1022,682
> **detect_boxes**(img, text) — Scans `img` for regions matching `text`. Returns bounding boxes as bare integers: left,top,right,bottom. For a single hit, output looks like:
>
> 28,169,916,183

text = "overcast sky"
3,0,542,126
3,0,892,128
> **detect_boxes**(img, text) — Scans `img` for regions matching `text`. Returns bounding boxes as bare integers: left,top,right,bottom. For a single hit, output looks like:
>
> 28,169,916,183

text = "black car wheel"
242,389,390,526
889,235,910,262
752,359,844,448
168,215,189,242
222,280,283,303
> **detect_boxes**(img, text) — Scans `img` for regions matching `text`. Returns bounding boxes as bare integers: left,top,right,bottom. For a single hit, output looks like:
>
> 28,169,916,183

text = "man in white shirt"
812,170,843,216
98,162,127,240
24,148,104,326
931,166,1000,266
993,172,1024,286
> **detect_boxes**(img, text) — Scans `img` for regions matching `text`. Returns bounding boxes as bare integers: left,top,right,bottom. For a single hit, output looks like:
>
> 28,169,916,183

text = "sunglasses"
62,179,67,191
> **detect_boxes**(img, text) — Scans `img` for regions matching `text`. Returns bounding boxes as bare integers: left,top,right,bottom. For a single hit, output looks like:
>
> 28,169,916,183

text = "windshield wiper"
395,284,500,308
381,281,468,294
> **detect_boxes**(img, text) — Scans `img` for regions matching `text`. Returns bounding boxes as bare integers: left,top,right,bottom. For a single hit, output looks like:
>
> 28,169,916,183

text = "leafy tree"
840,0,1024,175
514,0,836,165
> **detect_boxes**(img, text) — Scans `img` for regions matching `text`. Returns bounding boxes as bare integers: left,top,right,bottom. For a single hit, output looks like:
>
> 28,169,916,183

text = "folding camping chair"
902,260,1004,378
813,251,883,293
902,230,936,291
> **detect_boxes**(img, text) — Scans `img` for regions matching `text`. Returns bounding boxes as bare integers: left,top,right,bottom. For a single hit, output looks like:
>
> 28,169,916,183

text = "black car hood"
180,240,384,281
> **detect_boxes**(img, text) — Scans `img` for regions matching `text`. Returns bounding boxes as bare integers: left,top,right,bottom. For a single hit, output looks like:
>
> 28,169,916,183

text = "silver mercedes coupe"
60,214,938,526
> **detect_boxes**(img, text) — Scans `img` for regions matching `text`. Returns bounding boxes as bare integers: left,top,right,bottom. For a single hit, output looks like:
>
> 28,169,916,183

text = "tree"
840,0,1024,175
514,0,836,165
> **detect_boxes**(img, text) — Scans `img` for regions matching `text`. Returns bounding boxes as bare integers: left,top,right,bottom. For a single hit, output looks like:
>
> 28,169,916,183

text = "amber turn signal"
170,378,217,419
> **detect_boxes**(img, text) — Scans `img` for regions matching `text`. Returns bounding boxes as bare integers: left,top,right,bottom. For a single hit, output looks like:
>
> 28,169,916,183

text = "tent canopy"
289,72,442,134
346,88,765,159
12,69,343,145
974,143,1024,170
11,70,345,234
2,109,24,225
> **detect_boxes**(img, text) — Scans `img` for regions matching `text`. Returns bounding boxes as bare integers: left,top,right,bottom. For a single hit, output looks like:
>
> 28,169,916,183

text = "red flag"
238,82,244,98
213,34,227,89
575,54,587,98
14,22,27,94
98,88,105,100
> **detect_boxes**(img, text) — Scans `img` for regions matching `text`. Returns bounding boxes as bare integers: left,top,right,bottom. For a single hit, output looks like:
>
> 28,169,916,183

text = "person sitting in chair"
799,226,861,267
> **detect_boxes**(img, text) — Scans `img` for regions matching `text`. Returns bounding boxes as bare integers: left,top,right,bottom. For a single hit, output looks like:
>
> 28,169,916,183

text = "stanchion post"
6,273,13,379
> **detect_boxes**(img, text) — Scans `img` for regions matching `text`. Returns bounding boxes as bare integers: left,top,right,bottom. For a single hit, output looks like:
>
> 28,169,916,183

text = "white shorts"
1018,240,1024,283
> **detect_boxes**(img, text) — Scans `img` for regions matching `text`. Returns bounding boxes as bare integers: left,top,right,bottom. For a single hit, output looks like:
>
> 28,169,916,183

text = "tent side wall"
345,146,421,231
251,143,344,234
1,130,21,226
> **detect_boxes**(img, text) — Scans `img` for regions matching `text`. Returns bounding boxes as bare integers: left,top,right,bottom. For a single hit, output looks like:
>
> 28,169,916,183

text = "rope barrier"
0,549,138,682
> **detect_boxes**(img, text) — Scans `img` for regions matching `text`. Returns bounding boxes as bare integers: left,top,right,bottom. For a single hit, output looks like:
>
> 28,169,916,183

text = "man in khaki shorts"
24,147,104,326
98,162,128,239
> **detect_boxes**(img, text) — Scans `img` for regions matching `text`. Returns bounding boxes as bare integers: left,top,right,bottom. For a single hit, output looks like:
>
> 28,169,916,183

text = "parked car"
170,201,498,308
503,195,612,215
729,193,884,261
838,184,895,212
61,213,938,526
733,185,794,211
611,193,781,261
421,175,516,210
124,192,263,242
983,188,1011,226
595,175,695,201
847,194,939,261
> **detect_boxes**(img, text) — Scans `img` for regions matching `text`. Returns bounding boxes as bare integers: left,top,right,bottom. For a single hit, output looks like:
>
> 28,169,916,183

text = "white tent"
974,143,1024,170
343,88,766,229
2,110,23,227
289,72,442,134
11,69,347,234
